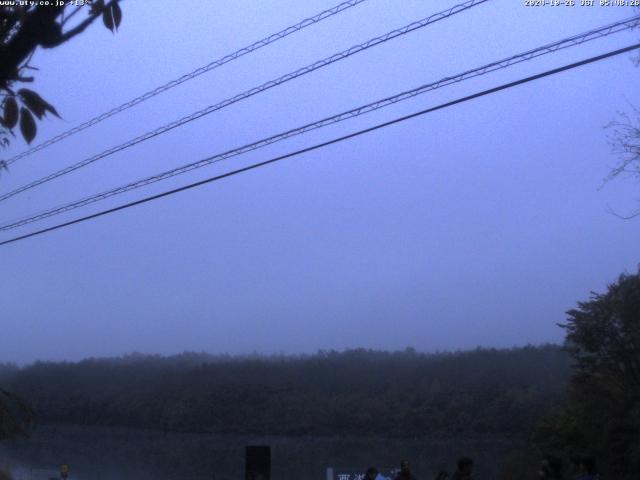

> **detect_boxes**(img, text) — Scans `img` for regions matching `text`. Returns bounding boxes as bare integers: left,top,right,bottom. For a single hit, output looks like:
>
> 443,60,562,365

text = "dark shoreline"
1,425,526,480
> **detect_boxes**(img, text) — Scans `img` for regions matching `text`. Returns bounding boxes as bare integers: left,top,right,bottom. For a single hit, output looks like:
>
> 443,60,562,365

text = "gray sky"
1,0,639,364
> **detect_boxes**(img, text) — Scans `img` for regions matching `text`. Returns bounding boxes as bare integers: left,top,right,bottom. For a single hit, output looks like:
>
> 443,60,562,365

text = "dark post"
245,445,271,480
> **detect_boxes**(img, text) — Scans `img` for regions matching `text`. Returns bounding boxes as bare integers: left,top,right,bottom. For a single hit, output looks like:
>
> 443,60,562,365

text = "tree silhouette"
0,1,123,437
0,388,33,439
0,1,123,158
2,346,570,437
562,269,640,388
531,269,640,479
605,105,640,219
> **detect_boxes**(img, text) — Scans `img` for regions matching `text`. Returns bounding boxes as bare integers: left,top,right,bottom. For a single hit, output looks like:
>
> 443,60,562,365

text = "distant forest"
0,345,570,437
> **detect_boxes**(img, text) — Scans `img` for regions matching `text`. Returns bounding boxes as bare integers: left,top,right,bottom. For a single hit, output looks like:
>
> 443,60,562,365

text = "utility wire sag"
1,14,637,232
0,0,489,203
2,42,638,247
2,0,370,167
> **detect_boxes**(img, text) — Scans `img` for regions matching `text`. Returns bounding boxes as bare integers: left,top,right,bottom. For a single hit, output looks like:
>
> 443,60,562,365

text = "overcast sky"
1,0,639,364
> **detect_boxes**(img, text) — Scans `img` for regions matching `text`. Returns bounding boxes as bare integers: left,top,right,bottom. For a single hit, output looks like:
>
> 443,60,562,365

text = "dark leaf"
46,102,60,118
3,97,18,129
112,2,122,29
19,107,36,144
102,6,114,32
90,0,105,16
18,89,46,119
18,89,60,119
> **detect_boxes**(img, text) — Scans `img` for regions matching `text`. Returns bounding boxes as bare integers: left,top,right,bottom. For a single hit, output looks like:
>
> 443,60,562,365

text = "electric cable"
1,15,637,232
0,0,489,202
2,42,638,247
2,0,370,167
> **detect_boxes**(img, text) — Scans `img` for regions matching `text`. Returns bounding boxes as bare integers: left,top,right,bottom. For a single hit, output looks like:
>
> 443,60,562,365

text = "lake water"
0,426,524,480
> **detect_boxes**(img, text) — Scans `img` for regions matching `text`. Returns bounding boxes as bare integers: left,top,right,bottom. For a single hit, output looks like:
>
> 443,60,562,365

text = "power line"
1,15,637,232
0,0,489,203
2,42,638,247
2,0,370,167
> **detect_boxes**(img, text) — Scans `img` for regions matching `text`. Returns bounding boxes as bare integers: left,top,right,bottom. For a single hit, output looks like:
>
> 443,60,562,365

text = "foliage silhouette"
2,346,570,438
529,269,640,480
0,1,123,154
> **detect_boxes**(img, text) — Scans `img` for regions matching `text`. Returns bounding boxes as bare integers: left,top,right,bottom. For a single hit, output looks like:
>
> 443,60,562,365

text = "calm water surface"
0,426,524,480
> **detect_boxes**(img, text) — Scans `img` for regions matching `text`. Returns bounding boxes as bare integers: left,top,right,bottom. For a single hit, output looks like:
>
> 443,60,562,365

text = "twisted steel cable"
0,0,490,202
2,13,638,232
2,42,639,247
3,0,370,167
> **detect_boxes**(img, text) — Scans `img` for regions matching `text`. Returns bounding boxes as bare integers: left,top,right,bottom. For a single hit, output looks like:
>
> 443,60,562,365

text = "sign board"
326,467,399,480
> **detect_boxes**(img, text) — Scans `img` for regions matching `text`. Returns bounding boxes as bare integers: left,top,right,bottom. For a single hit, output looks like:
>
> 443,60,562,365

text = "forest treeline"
0,345,570,437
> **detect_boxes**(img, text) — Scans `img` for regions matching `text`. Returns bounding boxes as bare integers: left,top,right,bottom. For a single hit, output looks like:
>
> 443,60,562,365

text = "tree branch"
606,203,640,220
0,6,63,84
54,1,117,46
